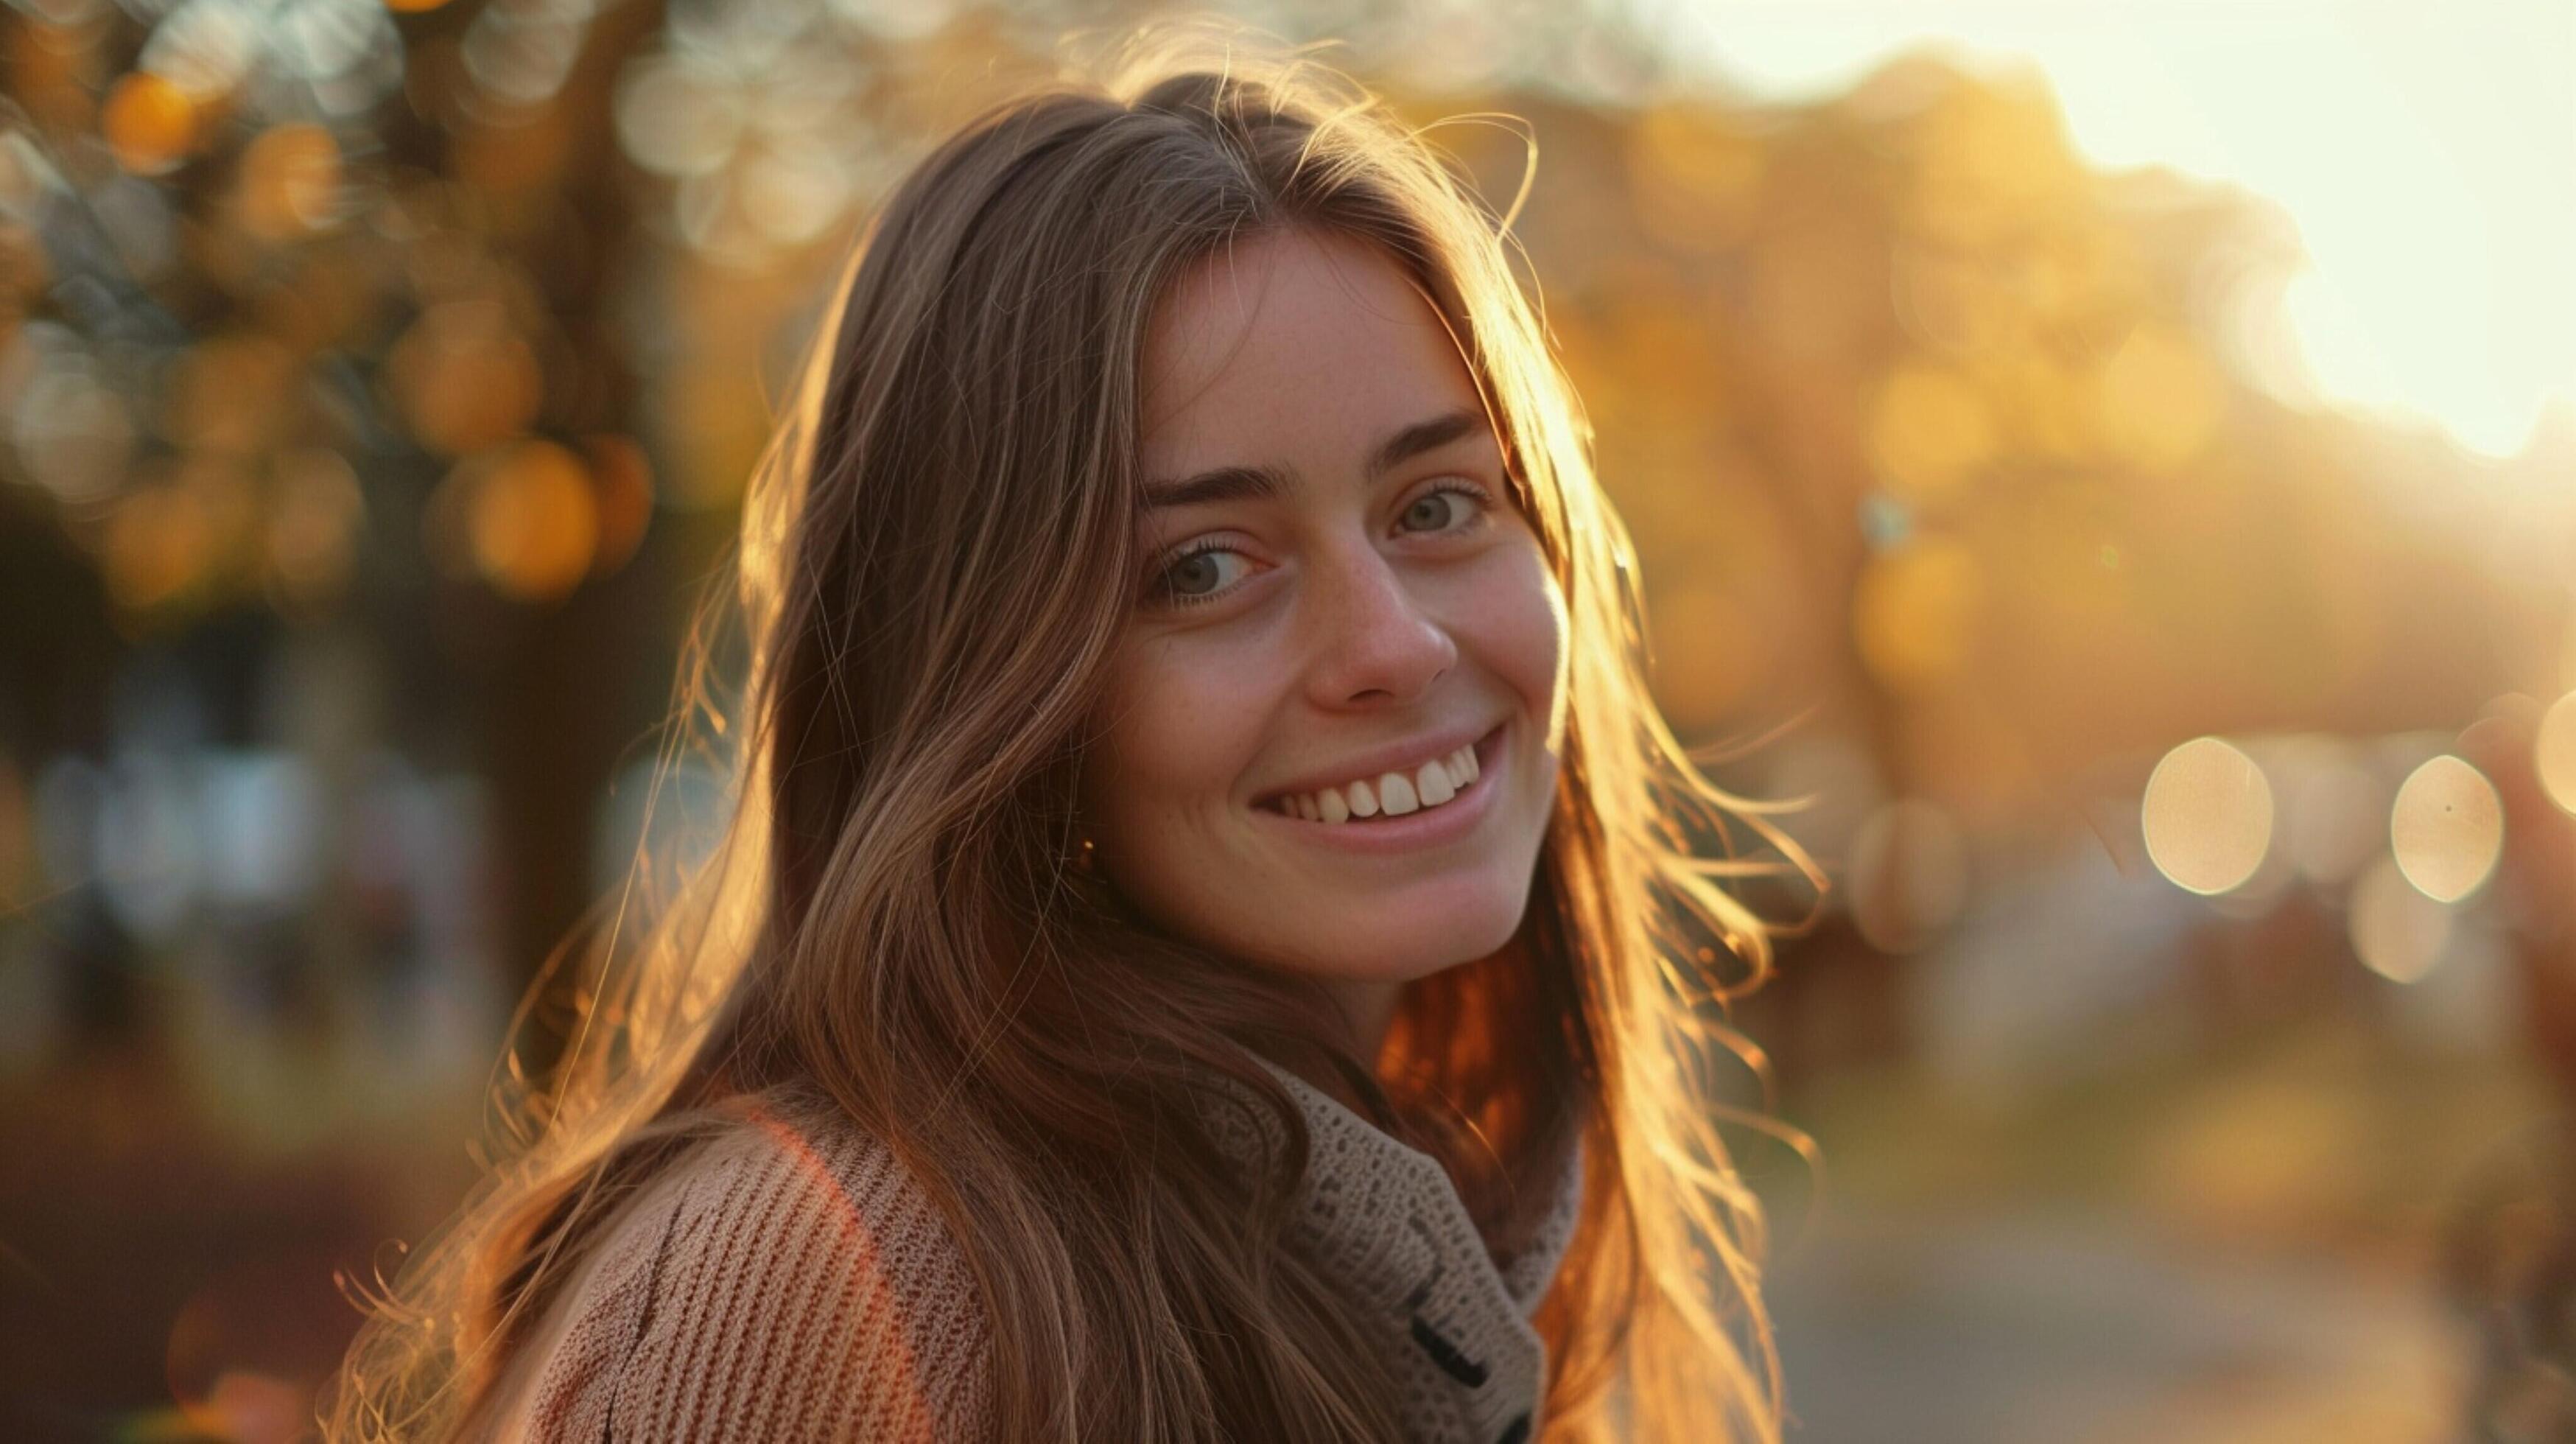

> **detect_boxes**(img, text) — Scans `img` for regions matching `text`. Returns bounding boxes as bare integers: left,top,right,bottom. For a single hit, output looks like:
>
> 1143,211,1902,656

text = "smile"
1253,723,1507,852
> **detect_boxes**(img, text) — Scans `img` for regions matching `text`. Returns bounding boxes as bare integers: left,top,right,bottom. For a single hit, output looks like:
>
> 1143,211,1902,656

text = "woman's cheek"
1476,539,1568,743
1093,637,1256,852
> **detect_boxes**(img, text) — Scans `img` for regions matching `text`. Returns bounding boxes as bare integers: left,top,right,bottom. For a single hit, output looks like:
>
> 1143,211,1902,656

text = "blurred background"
1,0,2570,1439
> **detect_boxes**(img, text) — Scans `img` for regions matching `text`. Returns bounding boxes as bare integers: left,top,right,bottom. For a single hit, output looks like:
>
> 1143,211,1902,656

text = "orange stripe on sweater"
743,1105,946,1443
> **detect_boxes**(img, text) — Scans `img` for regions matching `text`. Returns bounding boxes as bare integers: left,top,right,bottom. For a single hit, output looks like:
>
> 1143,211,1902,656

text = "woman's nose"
1300,543,1456,708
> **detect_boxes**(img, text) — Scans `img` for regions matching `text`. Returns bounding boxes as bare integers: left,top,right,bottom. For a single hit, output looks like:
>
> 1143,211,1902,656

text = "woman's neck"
1322,978,1403,1069
1306,931,1534,1110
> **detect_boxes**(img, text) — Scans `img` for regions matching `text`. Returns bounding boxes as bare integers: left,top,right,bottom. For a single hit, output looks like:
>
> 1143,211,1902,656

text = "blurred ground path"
1747,1006,2550,1443
1769,1202,2462,1443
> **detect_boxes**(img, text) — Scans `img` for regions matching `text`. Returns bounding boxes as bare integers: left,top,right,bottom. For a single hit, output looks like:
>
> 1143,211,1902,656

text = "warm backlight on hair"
2389,754,2502,903
2141,736,2273,895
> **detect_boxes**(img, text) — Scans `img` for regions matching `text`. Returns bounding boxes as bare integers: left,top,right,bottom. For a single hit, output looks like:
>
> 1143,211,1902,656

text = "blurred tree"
0,0,2566,1085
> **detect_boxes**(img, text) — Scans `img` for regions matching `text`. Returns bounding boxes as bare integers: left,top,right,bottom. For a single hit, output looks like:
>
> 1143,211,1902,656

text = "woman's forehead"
1137,228,1482,471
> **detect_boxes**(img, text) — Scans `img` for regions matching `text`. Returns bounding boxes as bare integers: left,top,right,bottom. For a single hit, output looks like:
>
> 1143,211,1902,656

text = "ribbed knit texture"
1196,1059,1584,1444
500,1063,1582,1443
496,1107,996,1443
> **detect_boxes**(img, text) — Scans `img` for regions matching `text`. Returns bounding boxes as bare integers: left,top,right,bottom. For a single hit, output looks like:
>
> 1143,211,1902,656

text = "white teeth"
1378,771,1419,815
1271,736,1492,823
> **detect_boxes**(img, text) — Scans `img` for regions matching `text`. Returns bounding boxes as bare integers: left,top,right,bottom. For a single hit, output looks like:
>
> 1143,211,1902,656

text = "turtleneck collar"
1198,1057,1586,1444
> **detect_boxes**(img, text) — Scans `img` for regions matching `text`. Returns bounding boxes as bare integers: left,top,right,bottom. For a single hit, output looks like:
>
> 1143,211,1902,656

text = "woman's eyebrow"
1140,463,1288,512
1364,407,1486,481
1141,407,1489,512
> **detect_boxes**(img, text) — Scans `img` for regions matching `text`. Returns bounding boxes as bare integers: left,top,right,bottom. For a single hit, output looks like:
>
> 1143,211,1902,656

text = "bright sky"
1660,0,2576,458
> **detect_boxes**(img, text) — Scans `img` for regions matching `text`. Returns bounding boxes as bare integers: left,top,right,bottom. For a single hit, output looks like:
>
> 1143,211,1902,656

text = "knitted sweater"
483,1060,1584,1443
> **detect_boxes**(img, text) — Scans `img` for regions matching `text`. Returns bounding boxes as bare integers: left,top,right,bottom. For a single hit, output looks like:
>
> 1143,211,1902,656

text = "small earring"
1074,834,1098,875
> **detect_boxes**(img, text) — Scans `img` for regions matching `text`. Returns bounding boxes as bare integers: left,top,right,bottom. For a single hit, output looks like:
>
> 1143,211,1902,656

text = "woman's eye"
1398,481,1492,535
1148,484,1491,611
1151,544,1253,608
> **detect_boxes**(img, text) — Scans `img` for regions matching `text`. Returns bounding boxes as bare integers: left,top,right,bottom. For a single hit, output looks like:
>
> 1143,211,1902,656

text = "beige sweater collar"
1201,1059,1585,1444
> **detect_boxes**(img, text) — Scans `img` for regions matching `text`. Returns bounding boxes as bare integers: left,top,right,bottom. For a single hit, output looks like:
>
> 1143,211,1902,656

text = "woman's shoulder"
491,1099,995,1443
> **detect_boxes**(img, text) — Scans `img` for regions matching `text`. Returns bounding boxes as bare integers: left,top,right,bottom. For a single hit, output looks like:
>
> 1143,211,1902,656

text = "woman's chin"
1259,895,1529,985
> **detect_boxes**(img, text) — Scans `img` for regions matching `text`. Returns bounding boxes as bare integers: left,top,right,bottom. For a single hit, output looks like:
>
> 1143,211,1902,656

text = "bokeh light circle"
2348,854,2452,984
2389,754,2503,902
614,56,745,178
2141,736,2275,895
2538,691,2576,817
464,439,600,603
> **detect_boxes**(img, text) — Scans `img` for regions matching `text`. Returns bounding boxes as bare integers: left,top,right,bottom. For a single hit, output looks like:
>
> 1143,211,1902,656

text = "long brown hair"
326,26,1824,1443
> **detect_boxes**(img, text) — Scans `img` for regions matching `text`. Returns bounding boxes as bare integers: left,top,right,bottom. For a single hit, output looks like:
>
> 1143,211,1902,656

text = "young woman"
327,29,1820,1444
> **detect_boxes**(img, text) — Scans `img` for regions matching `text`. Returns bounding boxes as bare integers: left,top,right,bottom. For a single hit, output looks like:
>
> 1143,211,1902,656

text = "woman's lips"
1254,722,1507,854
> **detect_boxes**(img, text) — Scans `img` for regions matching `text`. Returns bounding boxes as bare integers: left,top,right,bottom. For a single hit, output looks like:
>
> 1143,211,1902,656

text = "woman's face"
1080,226,1568,1050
